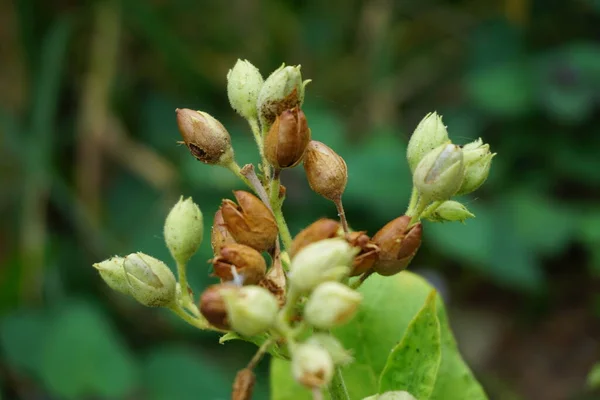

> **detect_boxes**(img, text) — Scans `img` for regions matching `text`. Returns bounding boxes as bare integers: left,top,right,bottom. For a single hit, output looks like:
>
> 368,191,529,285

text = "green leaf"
379,290,441,398
271,272,487,400
0,310,48,376
588,363,600,389
40,301,138,399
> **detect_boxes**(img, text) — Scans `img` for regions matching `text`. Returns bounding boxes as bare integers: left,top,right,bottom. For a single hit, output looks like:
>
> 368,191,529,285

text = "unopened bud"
211,209,237,254
306,334,353,366
372,216,422,276
212,243,266,285
346,231,379,277
199,284,233,330
456,138,495,196
363,391,417,400
426,200,475,223
304,282,361,329
290,218,341,259
164,196,203,265
257,64,309,127
220,191,278,252
292,343,334,388
93,256,129,295
413,143,464,202
232,368,255,400
303,140,348,202
406,112,450,172
222,285,279,336
264,107,311,169
289,238,358,292
176,108,234,165
227,59,263,120
123,252,176,307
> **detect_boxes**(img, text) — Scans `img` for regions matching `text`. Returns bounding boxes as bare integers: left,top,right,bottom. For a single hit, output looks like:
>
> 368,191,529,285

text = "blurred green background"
1,0,599,399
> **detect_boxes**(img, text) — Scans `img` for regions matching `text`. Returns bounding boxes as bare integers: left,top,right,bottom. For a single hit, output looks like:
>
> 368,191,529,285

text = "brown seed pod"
264,107,311,169
346,231,380,277
211,209,237,255
176,108,233,165
199,284,235,330
371,216,423,276
289,218,341,259
220,191,278,252
232,368,255,400
303,140,348,202
212,243,267,285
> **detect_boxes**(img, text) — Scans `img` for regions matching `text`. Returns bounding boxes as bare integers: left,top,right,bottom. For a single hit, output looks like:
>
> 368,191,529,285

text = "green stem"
269,171,293,250
328,366,350,400
224,160,252,189
175,261,200,317
169,303,210,330
249,117,271,180
406,186,419,216
421,200,443,220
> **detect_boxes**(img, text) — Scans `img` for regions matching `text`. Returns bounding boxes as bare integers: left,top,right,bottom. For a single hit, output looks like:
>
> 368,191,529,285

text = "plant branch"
328,366,350,400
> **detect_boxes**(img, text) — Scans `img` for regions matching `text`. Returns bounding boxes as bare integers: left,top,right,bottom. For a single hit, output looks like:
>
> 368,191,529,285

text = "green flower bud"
406,112,450,173
413,143,464,203
292,343,334,389
362,391,417,400
256,64,310,127
306,334,353,366
227,59,264,120
426,200,475,223
304,282,361,329
123,252,177,307
289,238,358,292
164,196,203,265
93,256,129,295
456,138,495,196
222,285,278,336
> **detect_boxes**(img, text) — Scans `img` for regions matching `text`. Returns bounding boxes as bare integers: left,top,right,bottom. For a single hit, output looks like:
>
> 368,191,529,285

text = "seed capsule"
211,244,267,285
292,343,334,388
257,64,309,127
303,140,348,202
371,216,423,276
176,108,234,165
290,218,341,259
221,285,279,336
232,368,255,400
413,143,464,203
122,252,177,307
199,284,233,330
227,59,263,120
264,107,311,169
304,282,362,329
211,209,237,255
220,191,278,252
345,231,379,277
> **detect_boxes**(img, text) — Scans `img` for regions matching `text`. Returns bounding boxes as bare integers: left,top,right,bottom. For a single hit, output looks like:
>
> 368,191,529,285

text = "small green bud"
426,200,475,223
164,196,203,265
456,138,495,196
413,143,464,203
406,112,450,173
93,256,129,295
292,343,334,389
289,238,358,292
222,286,278,336
227,59,264,120
256,64,310,127
362,391,417,400
304,282,361,329
306,334,353,366
123,252,177,307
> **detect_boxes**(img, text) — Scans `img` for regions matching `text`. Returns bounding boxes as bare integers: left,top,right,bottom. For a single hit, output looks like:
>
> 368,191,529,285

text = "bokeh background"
1,0,599,399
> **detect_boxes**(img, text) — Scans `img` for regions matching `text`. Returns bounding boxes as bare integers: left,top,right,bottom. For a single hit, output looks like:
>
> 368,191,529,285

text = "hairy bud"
211,243,266,285
211,209,237,255
290,218,341,259
199,284,233,330
406,112,450,173
222,285,279,336
232,368,255,400
93,256,129,295
304,282,362,329
346,231,379,277
413,143,464,203
303,141,348,202
426,200,475,223
257,64,309,127
264,107,311,169
176,108,234,165
456,138,495,196
306,334,353,366
292,343,334,388
227,59,263,120
372,216,422,276
164,196,203,265
220,191,278,252
122,252,177,307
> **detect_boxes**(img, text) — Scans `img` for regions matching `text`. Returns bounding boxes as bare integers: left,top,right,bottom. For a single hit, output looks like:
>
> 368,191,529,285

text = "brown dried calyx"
346,231,379,277
199,284,235,330
264,107,311,169
220,191,278,252
371,215,422,276
303,140,348,202
232,368,255,400
289,218,341,259
211,243,266,285
211,209,237,255
176,108,234,165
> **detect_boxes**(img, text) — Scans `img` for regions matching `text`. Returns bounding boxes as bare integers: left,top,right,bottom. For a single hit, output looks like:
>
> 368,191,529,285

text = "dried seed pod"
264,107,311,169
212,244,267,285
290,218,341,259
211,209,237,254
346,231,379,277
372,216,423,276
176,108,234,165
303,140,347,202
220,191,278,252
232,368,255,400
199,284,234,330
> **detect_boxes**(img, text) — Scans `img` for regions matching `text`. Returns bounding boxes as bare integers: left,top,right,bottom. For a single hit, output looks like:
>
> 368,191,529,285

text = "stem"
407,196,428,227
405,186,419,216
269,170,293,250
351,269,373,289
175,260,200,317
224,160,252,189
421,200,443,219
334,197,349,233
169,303,211,331
247,338,274,369
328,366,350,400
249,117,271,180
